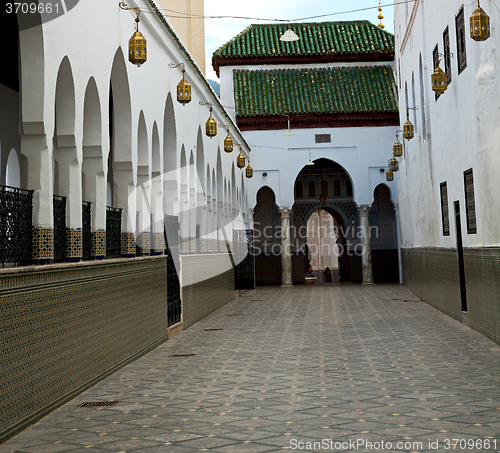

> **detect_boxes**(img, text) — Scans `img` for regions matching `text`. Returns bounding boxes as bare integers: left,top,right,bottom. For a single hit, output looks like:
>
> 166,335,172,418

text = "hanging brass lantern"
246,163,253,179
224,131,233,153
403,112,414,141
206,108,217,138
431,61,447,95
120,3,147,66
177,69,191,104
393,135,403,158
129,18,147,67
386,169,394,182
470,1,490,41
237,152,246,169
389,157,399,172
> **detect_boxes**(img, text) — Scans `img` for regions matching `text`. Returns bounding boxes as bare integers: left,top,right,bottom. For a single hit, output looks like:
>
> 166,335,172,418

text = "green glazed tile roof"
214,21,394,60
233,66,398,117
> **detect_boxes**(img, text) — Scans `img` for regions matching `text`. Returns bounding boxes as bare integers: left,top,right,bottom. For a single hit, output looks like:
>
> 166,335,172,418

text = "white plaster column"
359,205,374,285
280,207,293,287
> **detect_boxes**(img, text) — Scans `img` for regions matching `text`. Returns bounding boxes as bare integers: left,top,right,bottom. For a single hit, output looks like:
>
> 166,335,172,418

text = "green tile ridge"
214,21,394,60
233,66,398,117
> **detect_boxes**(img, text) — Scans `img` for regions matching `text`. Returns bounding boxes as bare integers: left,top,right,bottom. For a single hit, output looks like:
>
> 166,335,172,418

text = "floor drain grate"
226,314,243,317
78,401,120,408
205,328,224,331
169,353,197,357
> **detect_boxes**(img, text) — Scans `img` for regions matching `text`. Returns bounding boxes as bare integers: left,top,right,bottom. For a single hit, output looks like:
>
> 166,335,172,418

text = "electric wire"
134,0,416,22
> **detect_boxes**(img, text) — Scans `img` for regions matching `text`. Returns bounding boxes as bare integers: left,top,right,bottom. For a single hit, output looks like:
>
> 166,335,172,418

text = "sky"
204,0,395,81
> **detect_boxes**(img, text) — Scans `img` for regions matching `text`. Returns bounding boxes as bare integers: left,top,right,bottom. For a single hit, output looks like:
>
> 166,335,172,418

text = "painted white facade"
219,63,399,211
0,0,251,277
394,0,500,249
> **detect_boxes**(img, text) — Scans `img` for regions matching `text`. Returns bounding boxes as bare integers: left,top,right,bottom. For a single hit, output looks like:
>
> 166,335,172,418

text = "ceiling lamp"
393,131,403,157
120,2,147,67
246,162,253,179
431,57,447,95
284,116,294,137
386,169,394,182
470,0,490,41
377,1,385,29
389,157,399,172
237,151,246,169
280,29,299,42
403,107,416,140
169,63,191,104
200,101,217,138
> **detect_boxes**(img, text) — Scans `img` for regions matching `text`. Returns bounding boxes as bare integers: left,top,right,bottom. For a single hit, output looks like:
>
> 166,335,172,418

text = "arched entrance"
306,207,350,283
293,158,360,283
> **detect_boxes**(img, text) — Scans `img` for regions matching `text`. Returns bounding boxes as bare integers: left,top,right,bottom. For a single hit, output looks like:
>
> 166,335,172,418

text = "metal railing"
53,195,67,262
0,185,33,265
106,206,122,258
82,201,92,260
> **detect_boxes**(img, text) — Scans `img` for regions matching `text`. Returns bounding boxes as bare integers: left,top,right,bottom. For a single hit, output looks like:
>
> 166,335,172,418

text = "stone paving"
2,284,500,453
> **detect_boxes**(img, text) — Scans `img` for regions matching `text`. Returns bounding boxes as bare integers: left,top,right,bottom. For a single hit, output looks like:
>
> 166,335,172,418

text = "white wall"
395,0,500,249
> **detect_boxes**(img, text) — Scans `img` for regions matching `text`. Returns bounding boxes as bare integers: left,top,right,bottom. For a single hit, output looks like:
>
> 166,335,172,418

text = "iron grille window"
433,45,441,100
440,182,450,236
0,185,33,264
456,6,467,74
308,181,316,198
333,180,341,197
443,27,452,85
464,169,477,234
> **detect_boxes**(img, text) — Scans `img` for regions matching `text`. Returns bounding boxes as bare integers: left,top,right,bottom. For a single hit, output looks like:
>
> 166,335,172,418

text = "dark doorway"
454,201,468,312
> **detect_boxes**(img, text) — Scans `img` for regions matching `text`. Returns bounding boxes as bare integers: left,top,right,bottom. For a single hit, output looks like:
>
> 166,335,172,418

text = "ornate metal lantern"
393,133,403,158
169,63,191,104
431,61,447,95
120,3,147,67
403,111,415,141
386,169,394,182
470,1,490,41
389,157,399,172
206,108,217,138
237,152,246,169
220,126,233,152
246,163,253,179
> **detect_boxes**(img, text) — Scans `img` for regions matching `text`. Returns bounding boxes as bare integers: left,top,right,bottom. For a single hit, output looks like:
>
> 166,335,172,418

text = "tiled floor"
2,284,500,452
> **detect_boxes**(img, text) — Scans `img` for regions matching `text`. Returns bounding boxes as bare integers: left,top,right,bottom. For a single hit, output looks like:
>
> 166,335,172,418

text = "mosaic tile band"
66,229,82,262
0,257,169,440
121,232,136,257
32,227,54,264
91,230,106,259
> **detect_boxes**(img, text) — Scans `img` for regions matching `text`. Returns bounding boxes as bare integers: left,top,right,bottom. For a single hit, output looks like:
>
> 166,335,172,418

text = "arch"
163,93,177,215
152,122,161,177
82,77,104,233
196,127,204,189
6,149,21,188
54,56,76,139
163,93,177,174
110,48,132,164
137,111,148,169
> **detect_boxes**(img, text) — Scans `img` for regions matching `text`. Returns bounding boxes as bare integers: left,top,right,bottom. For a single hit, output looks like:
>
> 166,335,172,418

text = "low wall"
0,257,168,442
181,254,235,329
402,247,500,345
